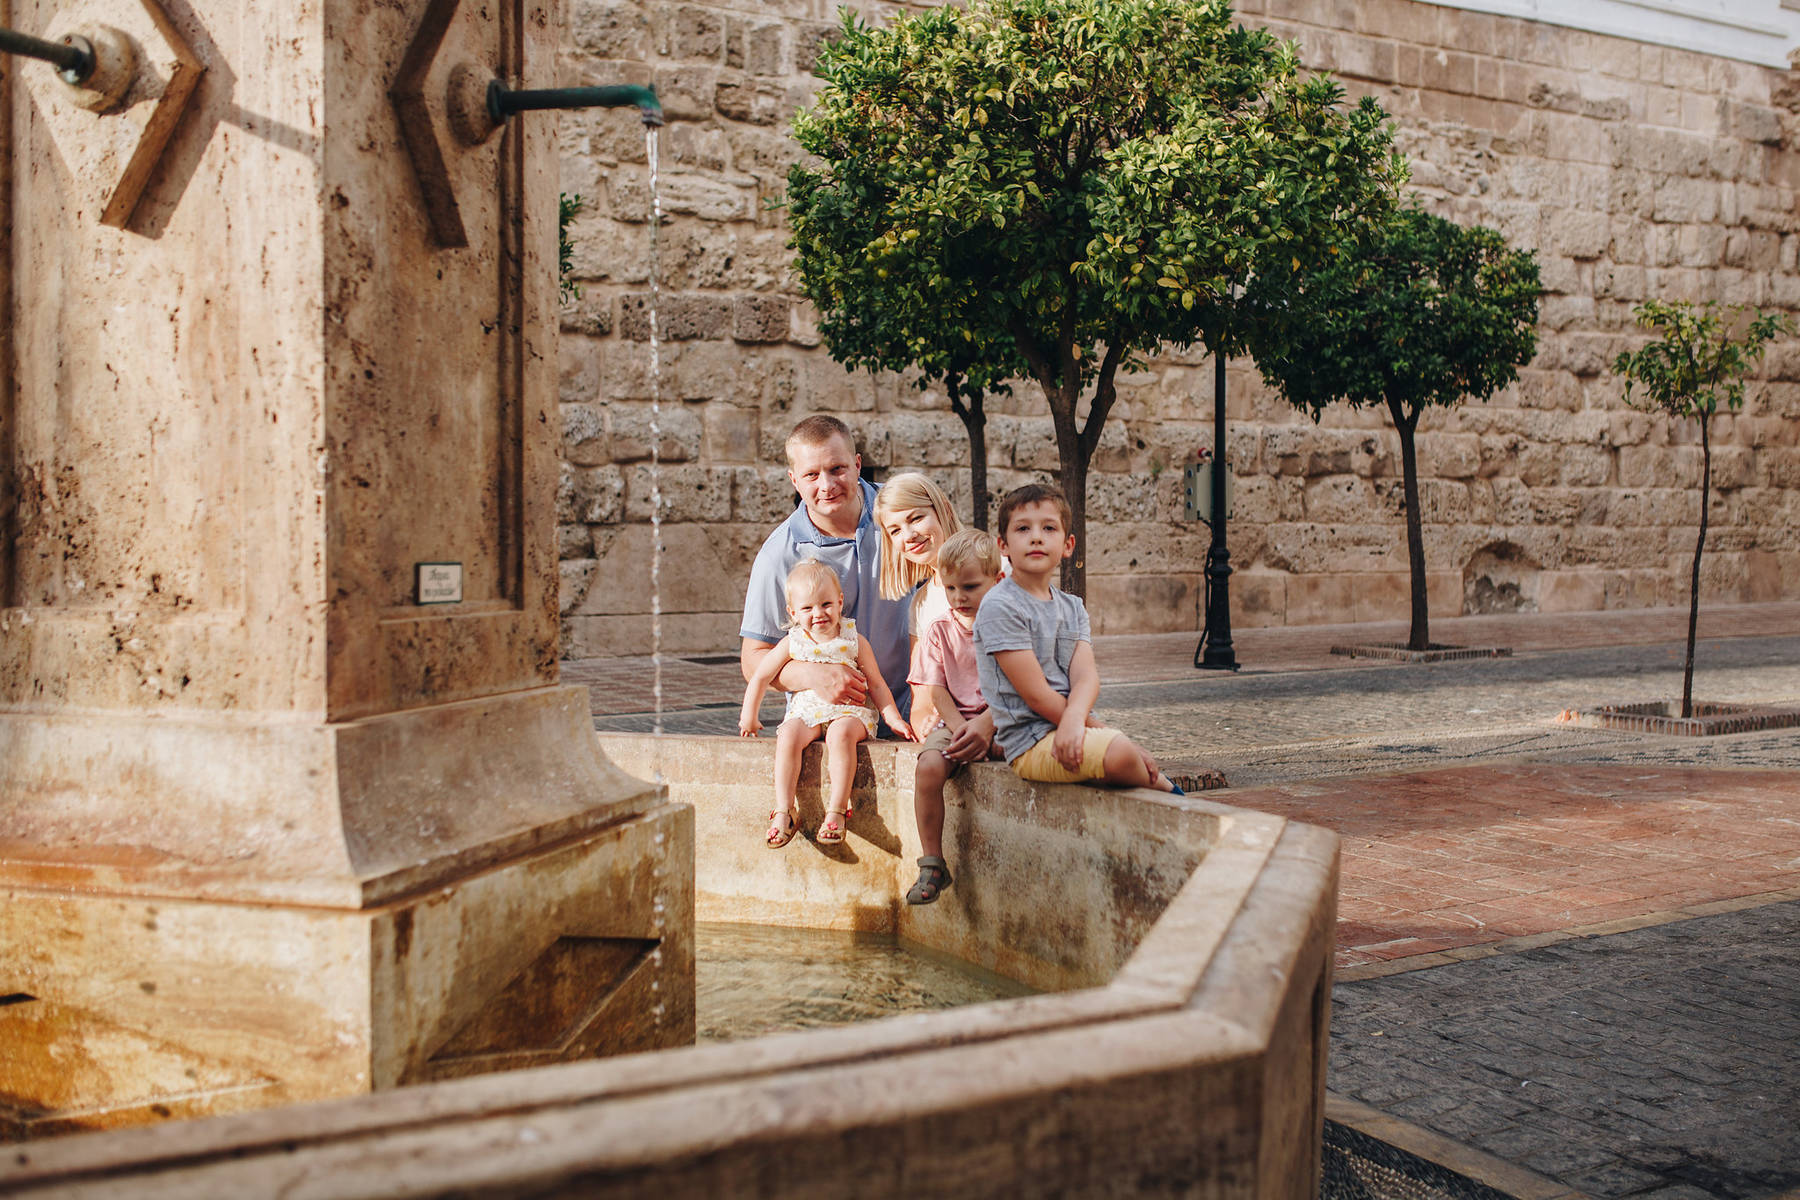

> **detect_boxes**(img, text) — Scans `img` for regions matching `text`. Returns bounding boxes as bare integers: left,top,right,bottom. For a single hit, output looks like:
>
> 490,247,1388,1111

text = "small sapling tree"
1611,300,1793,718
785,0,1402,592
1248,205,1541,651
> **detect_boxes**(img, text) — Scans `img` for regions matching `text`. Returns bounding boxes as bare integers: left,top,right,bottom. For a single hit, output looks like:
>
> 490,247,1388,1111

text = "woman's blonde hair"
874,473,962,600
783,559,844,629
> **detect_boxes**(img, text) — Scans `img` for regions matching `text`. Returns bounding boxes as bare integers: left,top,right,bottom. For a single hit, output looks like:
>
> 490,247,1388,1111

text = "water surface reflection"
696,921,1036,1043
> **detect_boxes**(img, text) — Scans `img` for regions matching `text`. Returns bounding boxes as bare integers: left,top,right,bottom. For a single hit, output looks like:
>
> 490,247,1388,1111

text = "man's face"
787,434,861,529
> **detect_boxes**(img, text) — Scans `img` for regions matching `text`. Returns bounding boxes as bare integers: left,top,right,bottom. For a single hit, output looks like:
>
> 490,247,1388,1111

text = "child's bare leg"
906,748,956,905
818,716,867,841
773,718,820,828
914,751,952,859
1101,734,1175,791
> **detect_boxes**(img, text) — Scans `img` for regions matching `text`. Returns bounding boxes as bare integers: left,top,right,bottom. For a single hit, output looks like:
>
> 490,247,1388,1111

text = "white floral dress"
785,618,879,734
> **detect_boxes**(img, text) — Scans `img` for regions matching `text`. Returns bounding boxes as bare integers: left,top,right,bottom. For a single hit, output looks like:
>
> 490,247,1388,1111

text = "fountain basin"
2,735,1338,1198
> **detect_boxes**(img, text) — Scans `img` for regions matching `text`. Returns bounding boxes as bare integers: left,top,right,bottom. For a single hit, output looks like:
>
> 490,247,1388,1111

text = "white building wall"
1417,0,1800,66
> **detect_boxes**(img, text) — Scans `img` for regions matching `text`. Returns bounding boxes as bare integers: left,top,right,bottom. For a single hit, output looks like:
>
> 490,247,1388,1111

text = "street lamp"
1194,347,1239,671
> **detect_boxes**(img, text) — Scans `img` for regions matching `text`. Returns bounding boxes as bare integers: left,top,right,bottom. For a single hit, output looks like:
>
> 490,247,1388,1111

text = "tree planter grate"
1560,700,1800,737
1330,643,1513,663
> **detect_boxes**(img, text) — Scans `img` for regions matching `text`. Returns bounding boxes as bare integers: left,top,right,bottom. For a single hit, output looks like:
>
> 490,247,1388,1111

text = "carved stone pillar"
0,0,691,1136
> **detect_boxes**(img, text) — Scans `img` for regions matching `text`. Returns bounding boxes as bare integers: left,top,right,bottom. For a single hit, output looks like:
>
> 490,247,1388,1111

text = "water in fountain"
694,923,1035,1043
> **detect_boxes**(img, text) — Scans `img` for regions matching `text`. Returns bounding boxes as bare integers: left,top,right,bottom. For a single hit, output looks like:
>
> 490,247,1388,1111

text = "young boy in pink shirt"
903,529,1005,905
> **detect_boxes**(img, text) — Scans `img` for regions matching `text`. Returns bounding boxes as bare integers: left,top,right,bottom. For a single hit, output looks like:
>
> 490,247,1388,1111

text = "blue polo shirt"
740,478,914,719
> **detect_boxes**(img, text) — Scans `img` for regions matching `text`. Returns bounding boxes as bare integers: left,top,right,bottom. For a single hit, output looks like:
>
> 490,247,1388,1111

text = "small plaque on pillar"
415,562,464,605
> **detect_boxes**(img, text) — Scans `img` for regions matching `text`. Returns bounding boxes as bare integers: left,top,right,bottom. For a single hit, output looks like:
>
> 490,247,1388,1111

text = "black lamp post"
1195,347,1239,671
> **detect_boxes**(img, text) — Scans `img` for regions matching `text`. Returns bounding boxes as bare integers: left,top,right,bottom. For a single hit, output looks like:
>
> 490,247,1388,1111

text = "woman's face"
881,505,946,566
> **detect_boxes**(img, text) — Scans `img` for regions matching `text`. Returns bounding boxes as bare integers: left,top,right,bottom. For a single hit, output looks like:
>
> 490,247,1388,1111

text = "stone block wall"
554,0,1800,657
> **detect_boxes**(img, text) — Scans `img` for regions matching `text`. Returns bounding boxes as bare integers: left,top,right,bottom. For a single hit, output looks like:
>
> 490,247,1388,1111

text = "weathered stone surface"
546,0,1800,648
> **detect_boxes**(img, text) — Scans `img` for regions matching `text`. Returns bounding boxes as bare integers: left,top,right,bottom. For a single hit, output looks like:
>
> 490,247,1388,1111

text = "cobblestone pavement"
1330,902,1800,1200
573,602,1800,1200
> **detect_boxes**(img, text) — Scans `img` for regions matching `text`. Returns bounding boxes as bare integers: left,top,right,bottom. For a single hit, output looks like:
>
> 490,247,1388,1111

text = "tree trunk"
1391,402,1429,652
1683,414,1711,719
1058,435,1089,596
948,381,989,531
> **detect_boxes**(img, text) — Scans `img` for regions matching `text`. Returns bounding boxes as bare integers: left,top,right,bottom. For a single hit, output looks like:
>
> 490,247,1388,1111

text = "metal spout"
0,25,94,85
486,81,663,127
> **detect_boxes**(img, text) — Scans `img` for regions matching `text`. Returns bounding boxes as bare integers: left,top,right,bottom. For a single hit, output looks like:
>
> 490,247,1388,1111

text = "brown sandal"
766,808,799,849
816,802,852,845
906,856,953,905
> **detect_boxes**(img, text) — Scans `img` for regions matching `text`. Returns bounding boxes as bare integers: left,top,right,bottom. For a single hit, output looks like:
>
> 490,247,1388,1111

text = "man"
740,416,913,721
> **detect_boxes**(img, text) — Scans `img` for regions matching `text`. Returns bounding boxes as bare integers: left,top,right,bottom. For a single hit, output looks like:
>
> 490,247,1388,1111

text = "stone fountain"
0,1,1340,1192
0,0,689,1134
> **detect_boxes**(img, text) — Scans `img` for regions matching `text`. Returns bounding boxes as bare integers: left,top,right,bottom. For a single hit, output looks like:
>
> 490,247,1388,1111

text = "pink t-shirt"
907,613,987,727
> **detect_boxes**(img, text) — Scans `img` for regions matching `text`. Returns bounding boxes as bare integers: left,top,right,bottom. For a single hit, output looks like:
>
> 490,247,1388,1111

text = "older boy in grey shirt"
973,483,1179,791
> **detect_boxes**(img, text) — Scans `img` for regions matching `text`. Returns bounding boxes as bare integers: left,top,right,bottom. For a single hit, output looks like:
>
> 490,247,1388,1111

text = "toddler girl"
739,559,913,847
875,472,962,733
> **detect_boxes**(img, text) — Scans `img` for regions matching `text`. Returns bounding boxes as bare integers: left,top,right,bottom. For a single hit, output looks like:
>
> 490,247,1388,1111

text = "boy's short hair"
785,415,856,463
995,482,1073,534
935,528,1003,579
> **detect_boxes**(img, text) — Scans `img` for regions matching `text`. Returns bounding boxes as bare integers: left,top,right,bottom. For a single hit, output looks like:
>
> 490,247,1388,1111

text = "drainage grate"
683,655,741,666
1322,1120,1515,1200
1330,644,1513,663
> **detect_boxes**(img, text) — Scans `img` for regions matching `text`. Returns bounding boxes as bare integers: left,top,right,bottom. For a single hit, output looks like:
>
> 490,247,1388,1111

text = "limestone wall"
554,0,1800,655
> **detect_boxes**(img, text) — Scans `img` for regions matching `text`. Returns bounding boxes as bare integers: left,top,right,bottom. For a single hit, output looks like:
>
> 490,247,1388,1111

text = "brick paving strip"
1216,764,1800,971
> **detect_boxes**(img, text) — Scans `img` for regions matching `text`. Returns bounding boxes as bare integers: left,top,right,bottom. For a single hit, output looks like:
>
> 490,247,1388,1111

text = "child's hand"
943,723,991,762
884,710,915,741
1053,717,1085,770
739,708,762,737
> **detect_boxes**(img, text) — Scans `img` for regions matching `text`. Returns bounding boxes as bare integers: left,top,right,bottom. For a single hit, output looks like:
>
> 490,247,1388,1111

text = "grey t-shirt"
971,577,1092,762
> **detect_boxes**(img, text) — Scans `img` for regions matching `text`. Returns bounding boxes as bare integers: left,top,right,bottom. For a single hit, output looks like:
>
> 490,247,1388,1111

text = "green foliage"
559,192,584,303
1611,300,1793,422
784,0,1404,581
1248,203,1540,649
1610,299,1792,717
1248,205,1542,428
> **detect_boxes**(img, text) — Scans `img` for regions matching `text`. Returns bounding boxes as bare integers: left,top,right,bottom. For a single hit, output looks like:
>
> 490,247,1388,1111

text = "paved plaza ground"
572,600,1800,1200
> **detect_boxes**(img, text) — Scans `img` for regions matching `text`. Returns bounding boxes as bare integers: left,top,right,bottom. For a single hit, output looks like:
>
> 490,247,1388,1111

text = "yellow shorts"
1010,727,1122,784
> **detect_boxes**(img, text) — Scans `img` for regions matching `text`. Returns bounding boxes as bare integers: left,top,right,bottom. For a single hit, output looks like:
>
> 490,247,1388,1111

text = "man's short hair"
785,415,857,464
935,528,1004,579
996,482,1072,534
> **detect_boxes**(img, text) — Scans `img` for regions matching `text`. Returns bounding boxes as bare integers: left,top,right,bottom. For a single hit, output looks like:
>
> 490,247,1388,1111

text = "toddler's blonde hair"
783,559,844,629
935,528,1003,579
874,472,962,600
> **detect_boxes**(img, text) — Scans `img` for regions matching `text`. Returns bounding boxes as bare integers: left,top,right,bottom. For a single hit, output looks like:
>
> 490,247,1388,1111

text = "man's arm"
740,637,869,706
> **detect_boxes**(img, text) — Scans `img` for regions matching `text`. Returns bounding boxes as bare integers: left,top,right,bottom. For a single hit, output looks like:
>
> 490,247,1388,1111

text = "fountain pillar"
0,0,691,1136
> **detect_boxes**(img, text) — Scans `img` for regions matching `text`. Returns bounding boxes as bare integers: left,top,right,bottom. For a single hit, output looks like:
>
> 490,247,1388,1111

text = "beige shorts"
1010,727,1122,784
917,723,1002,777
